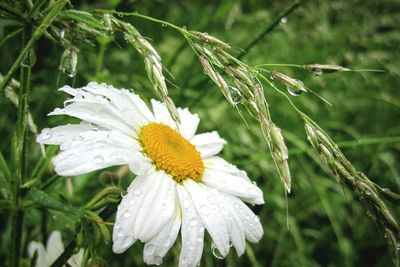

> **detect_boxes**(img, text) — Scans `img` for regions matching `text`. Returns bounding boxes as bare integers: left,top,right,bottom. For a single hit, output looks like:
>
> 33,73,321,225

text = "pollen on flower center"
139,123,204,182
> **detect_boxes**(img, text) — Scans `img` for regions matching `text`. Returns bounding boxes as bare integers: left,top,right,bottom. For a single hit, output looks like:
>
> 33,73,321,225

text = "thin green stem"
95,41,107,79
0,2,26,20
0,28,23,47
245,244,262,267
9,26,33,267
238,0,302,59
95,9,197,38
0,0,68,92
81,249,90,267
256,63,303,68
50,203,119,267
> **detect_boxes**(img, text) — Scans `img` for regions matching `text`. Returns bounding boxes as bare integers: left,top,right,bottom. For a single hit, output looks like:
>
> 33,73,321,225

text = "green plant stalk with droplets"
93,10,399,265
0,2,399,266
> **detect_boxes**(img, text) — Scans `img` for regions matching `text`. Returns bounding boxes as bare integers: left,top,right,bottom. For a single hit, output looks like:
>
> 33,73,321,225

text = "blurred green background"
1,0,399,266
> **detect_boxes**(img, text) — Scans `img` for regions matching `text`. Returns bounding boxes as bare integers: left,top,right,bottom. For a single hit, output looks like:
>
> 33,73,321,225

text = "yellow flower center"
139,123,204,183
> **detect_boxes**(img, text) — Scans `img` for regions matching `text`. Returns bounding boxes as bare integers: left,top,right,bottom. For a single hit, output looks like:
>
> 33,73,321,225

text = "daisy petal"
67,249,84,267
228,195,263,243
83,82,155,127
143,214,181,265
205,156,251,181
28,242,47,267
52,130,151,176
213,192,246,256
183,179,230,257
49,101,134,136
134,171,176,242
191,132,226,158
177,108,200,139
113,174,154,253
36,122,93,145
177,185,205,267
45,231,64,265
201,168,264,205
151,99,176,129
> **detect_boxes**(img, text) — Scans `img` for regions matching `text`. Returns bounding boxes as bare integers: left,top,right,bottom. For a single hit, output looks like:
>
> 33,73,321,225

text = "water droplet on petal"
200,205,210,215
133,189,142,196
110,151,123,161
211,243,224,259
146,244,155,255
123,236,134,247
123,211,132,218
41,128,52,140
189,218,199,226
93,155,104,164
153,256,162,265
72,135,84,142
163,237,172,248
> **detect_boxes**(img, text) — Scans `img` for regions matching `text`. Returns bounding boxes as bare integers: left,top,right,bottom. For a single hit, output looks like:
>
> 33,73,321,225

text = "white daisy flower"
37,82,264,266
28,231,83,267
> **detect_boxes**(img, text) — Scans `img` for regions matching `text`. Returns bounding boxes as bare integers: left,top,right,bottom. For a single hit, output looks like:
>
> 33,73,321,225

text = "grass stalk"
237,0,302,59
9,26,32,267
0,0,68,92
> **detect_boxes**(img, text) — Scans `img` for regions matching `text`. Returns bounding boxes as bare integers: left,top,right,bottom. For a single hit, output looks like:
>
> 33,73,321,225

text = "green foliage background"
0,0,399,266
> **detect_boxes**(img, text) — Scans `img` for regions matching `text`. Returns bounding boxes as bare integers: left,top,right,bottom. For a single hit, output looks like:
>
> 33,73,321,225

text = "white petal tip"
112,236,136,254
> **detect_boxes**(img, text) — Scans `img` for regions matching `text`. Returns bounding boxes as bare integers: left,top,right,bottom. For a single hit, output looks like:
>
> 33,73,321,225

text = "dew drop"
146,244,155,255
313,69,323,76
128,199,135,205
211,243,224,259
228,86,242,104
117,229,124,237
189,218,199,226
287,87,302,96
60,29,65,39
163,238,172,248
153,256,162,265
110,151,123,160
123,236,134,247
41,128,52,140
182,200,190,209
123,211,132,218
200,205,210,215
281,16,288,24
72,135,84,141
247,188,254,195
93,155,104,164
161,23,167,27
133,189,142,196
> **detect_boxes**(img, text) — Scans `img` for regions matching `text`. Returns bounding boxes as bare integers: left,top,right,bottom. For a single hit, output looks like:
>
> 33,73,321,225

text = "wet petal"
177,185,205,267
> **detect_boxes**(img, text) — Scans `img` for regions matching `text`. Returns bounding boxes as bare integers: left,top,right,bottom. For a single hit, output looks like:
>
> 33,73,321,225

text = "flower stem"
9,25,32,267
